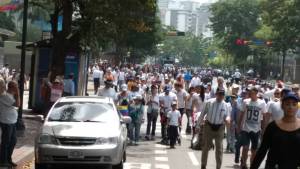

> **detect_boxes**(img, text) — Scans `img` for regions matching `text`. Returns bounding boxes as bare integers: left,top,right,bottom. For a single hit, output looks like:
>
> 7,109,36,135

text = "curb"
23,115,44,122
14,146,34,169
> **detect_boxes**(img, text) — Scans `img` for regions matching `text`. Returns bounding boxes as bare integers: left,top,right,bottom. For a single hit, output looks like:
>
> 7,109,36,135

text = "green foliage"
0,13,16,31
261,0,300,51
160,33,209,66
210,0,261,62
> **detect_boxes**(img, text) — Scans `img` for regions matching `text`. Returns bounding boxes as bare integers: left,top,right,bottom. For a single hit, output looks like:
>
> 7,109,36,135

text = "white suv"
35,96,131,169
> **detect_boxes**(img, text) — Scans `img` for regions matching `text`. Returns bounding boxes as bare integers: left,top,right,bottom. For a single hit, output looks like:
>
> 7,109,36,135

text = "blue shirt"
184,72,192,81
63,79,75,95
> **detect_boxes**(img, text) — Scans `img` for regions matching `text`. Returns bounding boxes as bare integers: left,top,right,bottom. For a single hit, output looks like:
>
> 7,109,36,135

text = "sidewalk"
0,116,43,169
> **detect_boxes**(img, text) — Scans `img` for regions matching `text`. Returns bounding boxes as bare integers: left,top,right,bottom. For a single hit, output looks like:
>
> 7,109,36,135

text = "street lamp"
17,0,28,130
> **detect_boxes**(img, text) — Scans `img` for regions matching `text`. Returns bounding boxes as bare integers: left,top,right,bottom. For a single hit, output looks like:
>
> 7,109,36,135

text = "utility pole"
17,0,28,130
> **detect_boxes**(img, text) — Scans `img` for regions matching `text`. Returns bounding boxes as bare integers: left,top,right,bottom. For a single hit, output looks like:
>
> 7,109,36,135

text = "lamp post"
17,0,28,130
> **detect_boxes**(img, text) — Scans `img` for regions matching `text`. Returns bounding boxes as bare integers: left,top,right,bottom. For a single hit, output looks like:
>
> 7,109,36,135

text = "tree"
261,0,300,79
0,12,15,31
160,32,209,66
210,0,261,66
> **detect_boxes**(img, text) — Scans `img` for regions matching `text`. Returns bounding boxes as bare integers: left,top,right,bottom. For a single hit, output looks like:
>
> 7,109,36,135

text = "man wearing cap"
92,67,102,94
97,79,117,102
159,86,177,144
63,73,75,96
199,88,231,169
117,84,130,116
237,86,267,169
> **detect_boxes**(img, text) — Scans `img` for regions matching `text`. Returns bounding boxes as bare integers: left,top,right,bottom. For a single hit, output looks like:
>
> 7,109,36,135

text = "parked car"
35,96,131,169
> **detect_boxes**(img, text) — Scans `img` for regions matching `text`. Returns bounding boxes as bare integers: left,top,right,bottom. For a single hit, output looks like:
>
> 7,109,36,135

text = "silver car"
35,96,131,169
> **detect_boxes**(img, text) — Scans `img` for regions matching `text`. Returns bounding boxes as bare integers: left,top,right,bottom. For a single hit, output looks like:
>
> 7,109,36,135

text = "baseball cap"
164,86,171,92
121,84,128,91
133,95,143,100
282,92,299,102
216,88,225,95
171,101,177,106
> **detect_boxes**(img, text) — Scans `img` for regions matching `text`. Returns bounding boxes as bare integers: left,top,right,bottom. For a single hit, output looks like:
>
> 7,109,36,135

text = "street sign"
0,0,23,12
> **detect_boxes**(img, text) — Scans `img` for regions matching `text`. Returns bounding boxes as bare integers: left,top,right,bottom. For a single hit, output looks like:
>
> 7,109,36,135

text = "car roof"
57,96,114,104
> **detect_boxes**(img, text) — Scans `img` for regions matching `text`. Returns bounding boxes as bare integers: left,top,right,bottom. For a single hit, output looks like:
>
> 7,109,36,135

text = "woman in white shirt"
0,80,20,167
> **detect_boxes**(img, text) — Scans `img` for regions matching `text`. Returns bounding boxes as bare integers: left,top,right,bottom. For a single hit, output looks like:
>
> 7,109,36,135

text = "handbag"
207,122,223,131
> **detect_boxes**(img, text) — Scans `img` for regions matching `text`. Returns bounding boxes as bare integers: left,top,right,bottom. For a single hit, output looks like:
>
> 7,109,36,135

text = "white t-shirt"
190,77,201,87
159,92,177,111
167,110,181,126
234,72,241,78
0,93,18,124
147,94,160,113
118,71,125,81
267,101,283,122
192,93,205,113
97,88,117,101
175,89,187,109
242,98,267,132
93,69,101,79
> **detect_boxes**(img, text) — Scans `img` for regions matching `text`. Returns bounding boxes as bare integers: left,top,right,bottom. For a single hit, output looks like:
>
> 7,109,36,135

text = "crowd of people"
0,61,299,169
93,63,300,169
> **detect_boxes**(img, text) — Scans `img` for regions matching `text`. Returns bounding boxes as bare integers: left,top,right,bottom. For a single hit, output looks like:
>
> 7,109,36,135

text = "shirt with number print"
242,98,267,133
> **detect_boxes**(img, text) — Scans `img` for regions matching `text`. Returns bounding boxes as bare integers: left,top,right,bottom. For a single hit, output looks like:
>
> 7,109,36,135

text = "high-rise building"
157,0,213,37
195,3,213,37
157,0,170,26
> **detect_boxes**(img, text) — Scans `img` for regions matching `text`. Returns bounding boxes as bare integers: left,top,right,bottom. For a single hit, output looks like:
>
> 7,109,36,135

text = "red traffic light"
236,39,244,45
266,41,272,46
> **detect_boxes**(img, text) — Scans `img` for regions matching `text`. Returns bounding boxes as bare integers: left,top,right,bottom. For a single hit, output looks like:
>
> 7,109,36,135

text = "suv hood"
43,122,120,138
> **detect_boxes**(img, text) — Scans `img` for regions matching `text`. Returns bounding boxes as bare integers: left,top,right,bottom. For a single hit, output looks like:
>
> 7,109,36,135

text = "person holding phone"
0,80,20,167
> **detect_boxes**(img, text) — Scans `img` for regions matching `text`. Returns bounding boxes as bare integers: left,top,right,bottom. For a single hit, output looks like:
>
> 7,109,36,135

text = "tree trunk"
51,0,73,80
281,49,287,80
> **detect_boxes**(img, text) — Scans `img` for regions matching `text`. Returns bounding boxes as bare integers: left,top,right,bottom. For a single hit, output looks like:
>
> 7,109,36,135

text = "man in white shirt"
237,86,267,169
174,83,189,133
200,89,230,169
234,69,242,84
97,80,117,102
118,68,126,90
159,86,177,144
190,74,201,88
92,68,102,94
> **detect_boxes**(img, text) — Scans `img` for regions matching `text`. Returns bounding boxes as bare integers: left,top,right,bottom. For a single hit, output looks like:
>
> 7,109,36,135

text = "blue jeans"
129,121,141,142
0,123,17,164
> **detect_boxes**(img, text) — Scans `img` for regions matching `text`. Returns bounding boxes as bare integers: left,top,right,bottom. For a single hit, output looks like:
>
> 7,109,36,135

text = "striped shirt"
200,98,230,125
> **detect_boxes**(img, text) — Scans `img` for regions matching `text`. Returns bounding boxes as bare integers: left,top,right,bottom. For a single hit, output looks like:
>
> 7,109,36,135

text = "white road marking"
155,150,167,154
188,152,200,166
155,164,170,169
124,162,151,169
155,144,167,148
155,156,168,162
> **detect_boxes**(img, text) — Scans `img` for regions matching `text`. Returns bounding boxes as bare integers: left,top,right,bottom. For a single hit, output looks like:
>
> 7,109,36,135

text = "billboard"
0,0,23,12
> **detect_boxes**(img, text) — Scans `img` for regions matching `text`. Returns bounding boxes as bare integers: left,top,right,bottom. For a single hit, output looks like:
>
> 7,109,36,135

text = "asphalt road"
27,77,266,169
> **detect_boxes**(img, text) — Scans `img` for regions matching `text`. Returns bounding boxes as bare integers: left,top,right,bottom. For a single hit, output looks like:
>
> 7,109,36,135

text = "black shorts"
240,131,260,150
94,78,100,87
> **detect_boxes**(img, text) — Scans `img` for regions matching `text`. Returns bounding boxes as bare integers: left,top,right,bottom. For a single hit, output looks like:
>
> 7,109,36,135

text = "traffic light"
235,39,244,45
266,41,272,46
166,31,185,36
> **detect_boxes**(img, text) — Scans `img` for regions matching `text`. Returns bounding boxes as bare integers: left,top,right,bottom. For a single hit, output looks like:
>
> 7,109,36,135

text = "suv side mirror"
121,116,132,124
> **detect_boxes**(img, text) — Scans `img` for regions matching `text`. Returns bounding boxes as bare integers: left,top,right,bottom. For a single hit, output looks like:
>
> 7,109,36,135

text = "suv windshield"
48,102,118,123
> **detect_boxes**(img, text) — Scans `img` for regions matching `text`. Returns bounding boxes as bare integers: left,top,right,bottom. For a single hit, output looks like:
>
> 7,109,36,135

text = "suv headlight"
95,137,118,145
38,134,57,145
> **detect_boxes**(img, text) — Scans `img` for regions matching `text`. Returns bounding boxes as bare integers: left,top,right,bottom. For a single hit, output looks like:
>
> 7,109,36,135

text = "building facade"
157,0,213,37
